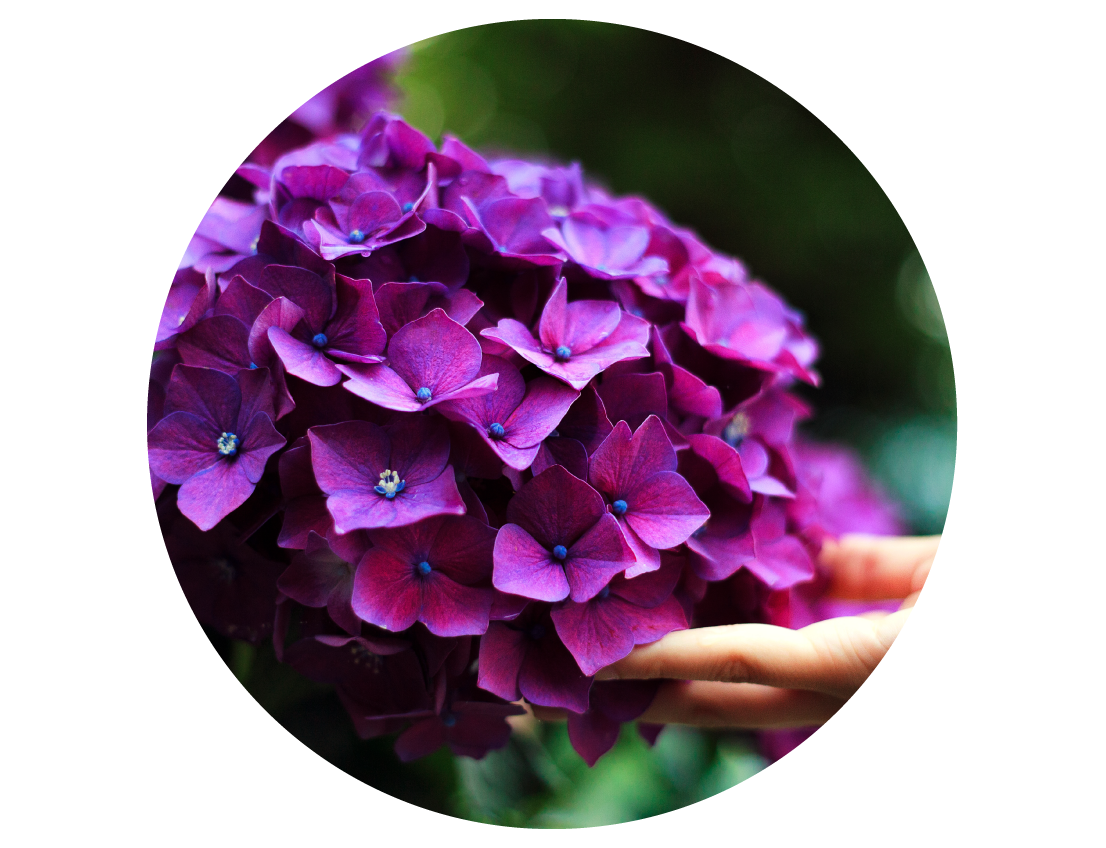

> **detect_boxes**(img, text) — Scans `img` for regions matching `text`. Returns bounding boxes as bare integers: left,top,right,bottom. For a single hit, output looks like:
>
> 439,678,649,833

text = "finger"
597,609,910,699
638,680,846,729
820,534,939,600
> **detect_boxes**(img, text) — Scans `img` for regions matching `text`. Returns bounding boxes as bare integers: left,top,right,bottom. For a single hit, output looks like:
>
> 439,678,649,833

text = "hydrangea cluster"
149,107,900,767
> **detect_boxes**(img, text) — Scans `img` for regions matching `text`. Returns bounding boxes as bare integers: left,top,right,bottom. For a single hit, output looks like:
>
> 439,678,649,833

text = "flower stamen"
216,432,240,456
374,469,406,499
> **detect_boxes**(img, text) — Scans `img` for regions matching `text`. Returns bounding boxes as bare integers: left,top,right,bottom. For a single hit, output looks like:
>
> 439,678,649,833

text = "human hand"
533,534,938,729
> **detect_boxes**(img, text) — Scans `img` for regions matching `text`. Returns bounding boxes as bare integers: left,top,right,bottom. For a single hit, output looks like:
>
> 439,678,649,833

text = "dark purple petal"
477,622,529,701
566,709,622,767
257,264,335,332
164,364,241,431
505,465,606,550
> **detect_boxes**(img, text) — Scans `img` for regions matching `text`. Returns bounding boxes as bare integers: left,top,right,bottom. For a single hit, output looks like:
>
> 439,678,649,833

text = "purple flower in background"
567,680,663,766
438,355,579,470
148,366,286,530
181,197,268,274
308,414,464,532
531,384,614,479
351,514,496,637
493,465,634,603
162,504,286,644
277,531,364,635
477,603,594,712
338,309,498,411
701,388,806,497
373,281,483,338
155,268,216,349
683,272,819,384
275,441,332,549
393,698,524,762
542,207,668,280
588,416,709,576
482,277,650,389
551,555,687,676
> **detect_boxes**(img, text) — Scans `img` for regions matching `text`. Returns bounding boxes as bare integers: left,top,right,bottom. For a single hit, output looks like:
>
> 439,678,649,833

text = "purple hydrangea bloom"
307,414,464,532
351,514,496,637
492,465,635,603
338,309,498,411
148,365,286,530
588,415,709,577
153,98,905,769
482,277,651,389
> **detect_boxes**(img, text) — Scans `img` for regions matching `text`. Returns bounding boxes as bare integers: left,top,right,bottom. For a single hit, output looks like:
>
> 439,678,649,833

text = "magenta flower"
351,514,496,637
492,465,634,603
542,207,668,280
704,389,807,497
338,309,498,411
264,273,387,387
477,603,595,712
683,272,819,384
307,414,465,533
482,278,650,389
438,354,579,470
148,365,286,531
588,416,709,577
393,698,524,762
551,555,687,676
276,531,364,636
304,169,429,261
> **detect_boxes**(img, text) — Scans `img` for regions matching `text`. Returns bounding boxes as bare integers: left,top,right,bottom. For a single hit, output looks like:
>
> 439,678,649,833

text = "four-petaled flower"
148,365,286,530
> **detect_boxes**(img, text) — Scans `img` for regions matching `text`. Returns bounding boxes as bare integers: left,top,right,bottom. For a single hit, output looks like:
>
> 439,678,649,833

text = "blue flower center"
597,585,611,600
548,429,560,438
416,561,432,576
611,499,628,516
488,422,506,439
248,362,258,369
554,345,572,362
552,545,568,561
216,432,239,456
407,275,420,283
348,229,366,244
723,412,751,448
311,332,328,348
416,387,432,402
402,202,414,213
528,624,546,641
441,712,457,727
374,469,406,499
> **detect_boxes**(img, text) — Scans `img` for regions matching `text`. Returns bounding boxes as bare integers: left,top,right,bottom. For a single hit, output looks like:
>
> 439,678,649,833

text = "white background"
3,1,1103,844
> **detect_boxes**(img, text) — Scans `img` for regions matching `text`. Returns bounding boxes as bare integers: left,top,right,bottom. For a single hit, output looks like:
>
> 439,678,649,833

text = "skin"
531,534,938,728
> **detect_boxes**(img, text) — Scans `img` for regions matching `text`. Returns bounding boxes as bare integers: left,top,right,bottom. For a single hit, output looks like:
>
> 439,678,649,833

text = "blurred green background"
220,19,955,827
